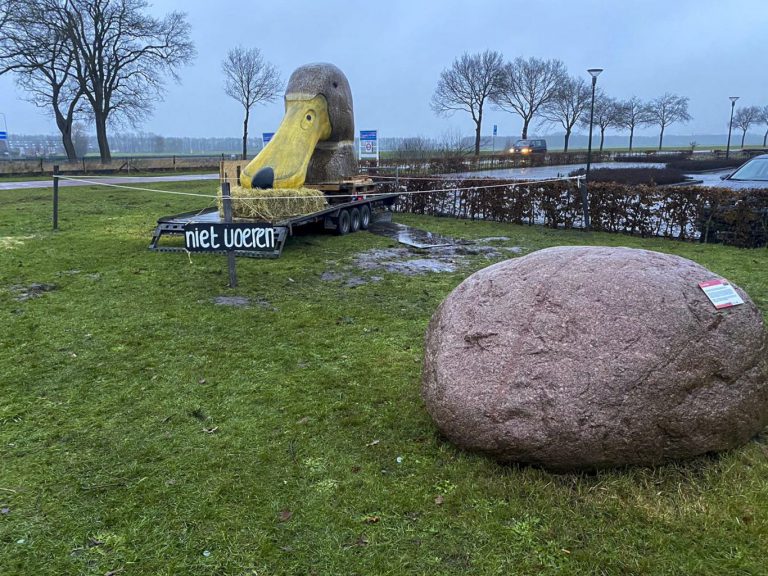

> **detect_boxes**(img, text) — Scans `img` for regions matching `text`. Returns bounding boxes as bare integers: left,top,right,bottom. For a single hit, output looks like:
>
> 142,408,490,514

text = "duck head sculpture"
240,63,358,189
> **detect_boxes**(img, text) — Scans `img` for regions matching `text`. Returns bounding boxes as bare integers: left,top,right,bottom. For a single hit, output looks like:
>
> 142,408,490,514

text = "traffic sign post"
359,130,379,162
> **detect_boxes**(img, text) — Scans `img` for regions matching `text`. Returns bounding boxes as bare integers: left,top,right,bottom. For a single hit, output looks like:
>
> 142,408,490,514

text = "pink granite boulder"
422,246,768,471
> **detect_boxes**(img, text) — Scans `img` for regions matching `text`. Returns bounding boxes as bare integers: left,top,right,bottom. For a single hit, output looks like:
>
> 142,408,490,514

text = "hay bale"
218,185,328,221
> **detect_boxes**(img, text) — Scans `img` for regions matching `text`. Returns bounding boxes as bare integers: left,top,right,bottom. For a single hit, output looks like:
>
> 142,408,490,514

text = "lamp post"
582,68,603,230
726,96,739,159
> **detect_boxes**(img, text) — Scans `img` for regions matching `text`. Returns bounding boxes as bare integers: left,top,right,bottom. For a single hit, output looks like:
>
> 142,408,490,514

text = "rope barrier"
51,173,584,201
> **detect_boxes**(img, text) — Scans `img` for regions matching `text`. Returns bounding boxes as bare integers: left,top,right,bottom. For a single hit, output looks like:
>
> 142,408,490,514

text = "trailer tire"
336,209,351,235
350,208,361,232
360,205,371,229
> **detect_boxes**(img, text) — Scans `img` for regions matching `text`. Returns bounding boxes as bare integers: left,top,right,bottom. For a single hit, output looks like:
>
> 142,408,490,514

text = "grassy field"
1,181,767,575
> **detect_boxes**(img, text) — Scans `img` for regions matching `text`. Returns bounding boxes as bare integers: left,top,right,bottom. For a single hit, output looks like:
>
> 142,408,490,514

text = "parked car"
717,153,768,190
510,139,547,155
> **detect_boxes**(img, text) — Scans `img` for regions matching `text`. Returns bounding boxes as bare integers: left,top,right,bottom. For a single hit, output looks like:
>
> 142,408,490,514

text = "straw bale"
218,186,328,221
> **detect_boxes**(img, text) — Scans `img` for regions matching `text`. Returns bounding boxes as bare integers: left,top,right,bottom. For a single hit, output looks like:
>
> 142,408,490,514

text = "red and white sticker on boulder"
699,279,745,309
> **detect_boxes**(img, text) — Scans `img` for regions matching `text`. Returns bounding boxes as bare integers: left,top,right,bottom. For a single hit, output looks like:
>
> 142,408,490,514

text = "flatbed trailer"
149,187,399,258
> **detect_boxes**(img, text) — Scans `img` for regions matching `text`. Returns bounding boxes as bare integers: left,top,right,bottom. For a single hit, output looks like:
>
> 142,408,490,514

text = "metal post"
586,76,597,180
582,78,598,230
53,165,59,230
726,97,738,159
221,182,238,288
583,69,603,231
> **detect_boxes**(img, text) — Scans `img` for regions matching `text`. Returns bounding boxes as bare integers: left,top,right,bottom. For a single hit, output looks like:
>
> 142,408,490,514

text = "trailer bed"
149,192,400,258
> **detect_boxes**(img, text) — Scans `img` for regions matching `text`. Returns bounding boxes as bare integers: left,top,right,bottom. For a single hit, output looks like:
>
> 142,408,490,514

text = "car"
716,153,768,190
510,138,547,155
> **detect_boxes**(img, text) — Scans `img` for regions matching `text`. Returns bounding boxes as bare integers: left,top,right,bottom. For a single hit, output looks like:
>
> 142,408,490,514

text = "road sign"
493,125,497,136
359,130,378,160
262,132,274,145
0,131,7,141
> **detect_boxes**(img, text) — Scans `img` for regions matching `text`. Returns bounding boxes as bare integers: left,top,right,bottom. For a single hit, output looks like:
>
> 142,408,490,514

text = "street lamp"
582,68,603,230
726,96,739,159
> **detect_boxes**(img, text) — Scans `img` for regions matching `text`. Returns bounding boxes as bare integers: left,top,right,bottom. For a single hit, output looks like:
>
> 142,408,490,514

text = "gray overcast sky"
1,0,766,139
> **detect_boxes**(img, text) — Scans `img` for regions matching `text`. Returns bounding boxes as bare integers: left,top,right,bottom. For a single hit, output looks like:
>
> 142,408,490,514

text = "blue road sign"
360,130,377,140
0,131,7,141
493,125,497,136
262,132,274,144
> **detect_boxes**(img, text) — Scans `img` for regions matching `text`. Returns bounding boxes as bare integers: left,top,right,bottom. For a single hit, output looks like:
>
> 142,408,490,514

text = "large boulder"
422,246,768,471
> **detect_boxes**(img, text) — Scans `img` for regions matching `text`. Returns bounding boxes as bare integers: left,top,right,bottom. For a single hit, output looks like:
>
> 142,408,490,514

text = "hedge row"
378,177,768,248
568,167,689,185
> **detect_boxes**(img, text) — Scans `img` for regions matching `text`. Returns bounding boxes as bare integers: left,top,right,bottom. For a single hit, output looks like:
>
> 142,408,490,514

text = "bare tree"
646,93,691,150
72,121,90,157
615,96,652,151
761,105,768,147
578,93,622,152
436,128,472,159
431,50,505,156
0,0,15,29
222,47,282,160
733,105,761,148
393,136,434,162
64,0,195,162
493,56,567,139
540,76,591,152
0,0,85,160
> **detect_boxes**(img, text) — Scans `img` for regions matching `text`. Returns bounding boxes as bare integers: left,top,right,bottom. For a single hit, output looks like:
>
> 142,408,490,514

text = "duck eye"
306,114,312,122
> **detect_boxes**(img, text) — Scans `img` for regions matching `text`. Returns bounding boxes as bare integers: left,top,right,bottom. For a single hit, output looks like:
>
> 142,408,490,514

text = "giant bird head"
240,63,357,189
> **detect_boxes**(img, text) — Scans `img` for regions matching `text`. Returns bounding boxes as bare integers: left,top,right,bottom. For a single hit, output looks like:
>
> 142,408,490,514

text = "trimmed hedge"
666,158,747,172
614,152,690,163
379,177,768,248
569,167,688,186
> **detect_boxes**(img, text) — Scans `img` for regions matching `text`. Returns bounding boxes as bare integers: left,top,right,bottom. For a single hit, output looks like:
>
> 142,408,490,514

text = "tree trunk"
54,110,77,161
474,119,481,156
242,107,250,160
599,128,606,152
521,118,530,139
741,130,746,148
658,126,665,151
94,114,111,163
763,129,767,147
563,130,571,152
629,126,634,152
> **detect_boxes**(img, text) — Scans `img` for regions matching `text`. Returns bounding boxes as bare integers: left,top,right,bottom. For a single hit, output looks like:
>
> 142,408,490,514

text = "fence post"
221,182,238,288
53,165,59,230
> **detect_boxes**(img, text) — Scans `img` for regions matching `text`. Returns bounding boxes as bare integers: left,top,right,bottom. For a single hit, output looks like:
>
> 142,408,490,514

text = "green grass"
1,182,767,575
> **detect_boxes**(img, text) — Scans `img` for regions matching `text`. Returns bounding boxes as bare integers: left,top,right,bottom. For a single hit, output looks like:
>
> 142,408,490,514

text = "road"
0,173,218,191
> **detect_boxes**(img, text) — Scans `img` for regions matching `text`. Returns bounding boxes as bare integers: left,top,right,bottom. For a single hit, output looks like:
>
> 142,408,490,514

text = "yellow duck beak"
240,94,332,189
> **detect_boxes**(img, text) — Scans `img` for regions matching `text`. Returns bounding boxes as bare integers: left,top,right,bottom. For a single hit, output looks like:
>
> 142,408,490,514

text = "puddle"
10,283,57,301
353,248,457,275
367,221,457,248
351,242,524,277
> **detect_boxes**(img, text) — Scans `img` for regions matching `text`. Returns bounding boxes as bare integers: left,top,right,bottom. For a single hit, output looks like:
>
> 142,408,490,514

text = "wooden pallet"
312,177,376,195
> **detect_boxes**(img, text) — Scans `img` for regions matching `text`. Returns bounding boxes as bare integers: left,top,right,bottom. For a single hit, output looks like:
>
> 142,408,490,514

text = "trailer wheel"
350,208,361,232
360,205,371,229
336,209,351,235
